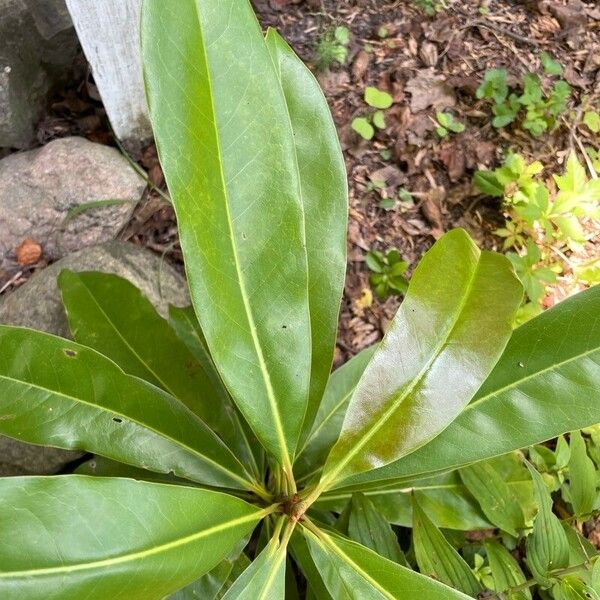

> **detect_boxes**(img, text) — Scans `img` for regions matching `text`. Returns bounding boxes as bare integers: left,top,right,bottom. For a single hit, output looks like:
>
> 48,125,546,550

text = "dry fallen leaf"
405,69,456,113
15,239,43,266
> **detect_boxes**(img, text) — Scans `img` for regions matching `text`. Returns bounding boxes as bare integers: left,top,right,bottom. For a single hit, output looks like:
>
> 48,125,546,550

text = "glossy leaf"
459,460,525,536
168,305,262,476
348,493,407,565
318,229,522,489
318,453,535,530
303,524,471,599
265,29,348,446
295,346,377,481
222,532,286,599
557,577,600,600
142,0,311,473
59,271,244,452
0,476,265,599
0,326,255,491
568,431,597,519
336,285,600,489
525,463,569,586
484,539,531,600
412,497,481,597
289,531,332,600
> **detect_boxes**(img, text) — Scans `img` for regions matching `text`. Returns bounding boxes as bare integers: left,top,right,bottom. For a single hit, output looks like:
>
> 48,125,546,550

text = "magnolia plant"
0,1,599,599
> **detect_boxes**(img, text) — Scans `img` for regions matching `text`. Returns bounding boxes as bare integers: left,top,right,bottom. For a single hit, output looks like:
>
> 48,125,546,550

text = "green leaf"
289,531,333,600
348,493,407,565
477,68,509,104
526,462,570,586
303,524,472,599
142,0,311,474
0,326,256,491
584,111,600,133
337,285,600,489
473,171,505,197
351,117,375,140
318,229,522,490
265,29,348,447
557,577,600,600
541,51,563,76
364,86,393,109
484,539,531,600
295,346,377,482
59,271,246,454
372,110,386,129
222,533,286,599
168,305,261,475
412,497,481,596
459,460,525,536
568,431,597,519
0,476,264,600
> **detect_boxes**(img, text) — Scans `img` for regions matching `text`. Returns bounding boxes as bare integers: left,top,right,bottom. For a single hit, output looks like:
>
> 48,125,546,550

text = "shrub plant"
0,2,599,598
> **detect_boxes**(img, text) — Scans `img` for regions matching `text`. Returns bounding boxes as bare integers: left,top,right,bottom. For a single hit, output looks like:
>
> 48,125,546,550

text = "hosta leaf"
295,346,377,482
168,305,263,476
0,476,265,600
318,229,522,489
484,540,531,600
336,285,600,489
222,534,286,600
265,29,348,447
347,493,407,565
568,431,597,519
525,463,570,586
303,524,471,599
412,497,481,596
59,271,252,464
557,576,600,600
0,326,256,491
142,0,311,474
459,461,525,536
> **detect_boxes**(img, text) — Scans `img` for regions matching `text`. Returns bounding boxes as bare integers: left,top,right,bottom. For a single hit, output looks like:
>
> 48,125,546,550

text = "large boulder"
0,137,145,273
0,240,190,475
0,240,190,337
0,0,78,149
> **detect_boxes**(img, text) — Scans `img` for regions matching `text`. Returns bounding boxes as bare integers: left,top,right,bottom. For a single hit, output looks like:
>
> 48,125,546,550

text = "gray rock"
0,137,145,272
0,240,190,476
0,0,78,148
23,0,72,40
0,240,189,337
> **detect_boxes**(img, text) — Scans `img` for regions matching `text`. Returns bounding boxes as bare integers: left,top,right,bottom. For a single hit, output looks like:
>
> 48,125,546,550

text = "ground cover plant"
0,1,599,599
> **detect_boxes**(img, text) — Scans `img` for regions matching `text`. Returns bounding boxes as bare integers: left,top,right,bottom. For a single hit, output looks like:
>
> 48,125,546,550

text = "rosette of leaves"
0,2,599,599
315,25,350,71
366,248,409,298
351,86,393,140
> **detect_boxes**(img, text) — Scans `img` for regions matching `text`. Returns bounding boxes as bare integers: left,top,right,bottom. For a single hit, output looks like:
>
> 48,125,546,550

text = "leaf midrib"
192,3,290,469
0,373,251,490
321,256,483,489
334,344,600,490
0,509,262,579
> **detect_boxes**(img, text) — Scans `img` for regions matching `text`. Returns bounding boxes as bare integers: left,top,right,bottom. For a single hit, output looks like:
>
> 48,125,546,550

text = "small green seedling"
366,248,409,298
584,111,600,133
476,62,571,136
352,87,393,140
315,25,350,71
435,111,465,137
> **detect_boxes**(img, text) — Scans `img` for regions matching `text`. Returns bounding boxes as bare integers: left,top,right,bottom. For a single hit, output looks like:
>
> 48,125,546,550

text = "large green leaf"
302,523,472,599
265,29,348,446
289,531,332,600
484,539,531,600
295,346,377,482
59,271,245,453
168,305,263,476
335,285,600,489
0,326,257,491
0,476,265,599
316,229,522,490
142,0,311,475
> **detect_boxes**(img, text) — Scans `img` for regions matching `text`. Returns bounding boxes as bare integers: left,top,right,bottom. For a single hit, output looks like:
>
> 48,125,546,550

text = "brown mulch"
1,0,599,366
